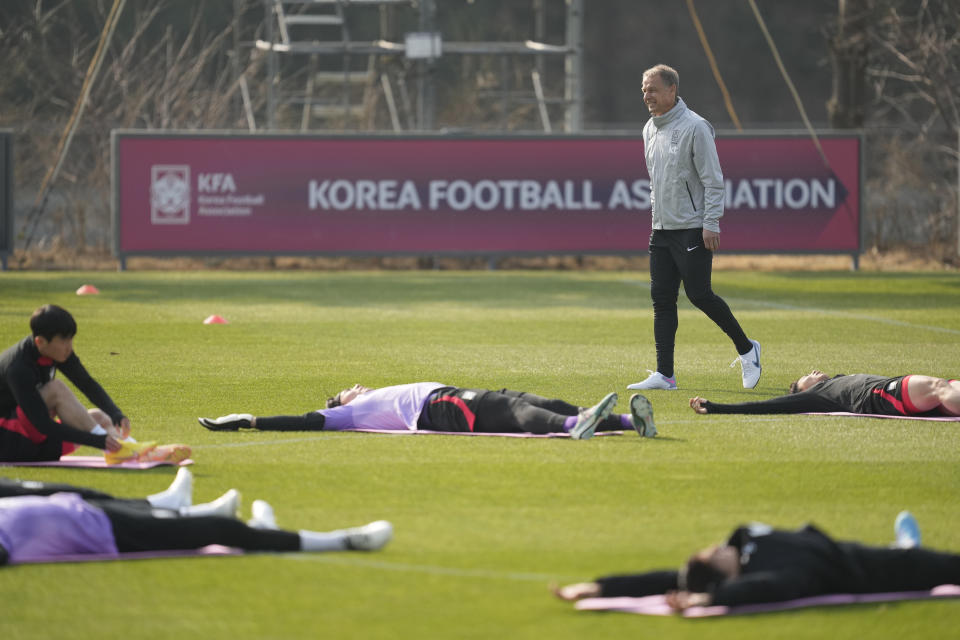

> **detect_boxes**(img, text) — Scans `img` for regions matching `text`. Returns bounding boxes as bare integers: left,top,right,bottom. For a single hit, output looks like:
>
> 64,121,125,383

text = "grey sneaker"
627,371,677,391
345,520,394,551
629,394,657,438
571,392,618,440
198,413,253,431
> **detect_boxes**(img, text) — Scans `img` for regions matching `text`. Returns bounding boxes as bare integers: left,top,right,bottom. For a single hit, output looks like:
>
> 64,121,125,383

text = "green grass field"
0,269,958,639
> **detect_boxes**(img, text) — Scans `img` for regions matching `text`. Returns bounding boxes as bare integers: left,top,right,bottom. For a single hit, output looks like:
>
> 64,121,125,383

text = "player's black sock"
255,412,325,431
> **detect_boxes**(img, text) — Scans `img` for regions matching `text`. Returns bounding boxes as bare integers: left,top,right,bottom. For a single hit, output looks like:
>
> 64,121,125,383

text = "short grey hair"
643,64,679,92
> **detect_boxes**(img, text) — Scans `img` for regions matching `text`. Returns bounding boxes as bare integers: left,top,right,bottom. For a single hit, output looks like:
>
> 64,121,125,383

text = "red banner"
113,133,859,256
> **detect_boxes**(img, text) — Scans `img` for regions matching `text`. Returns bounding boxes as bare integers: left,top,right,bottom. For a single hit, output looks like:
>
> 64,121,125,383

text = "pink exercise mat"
802,412,960,421
11,544,240,565
0,455,194,469
575,584,960,617
339,428,623,438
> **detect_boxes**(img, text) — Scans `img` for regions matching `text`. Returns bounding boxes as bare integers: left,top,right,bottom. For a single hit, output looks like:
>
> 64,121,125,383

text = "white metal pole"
564,0,583,132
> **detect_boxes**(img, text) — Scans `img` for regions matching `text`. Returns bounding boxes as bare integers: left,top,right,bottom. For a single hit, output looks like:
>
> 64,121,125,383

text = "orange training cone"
76,284,100,295
203,315,229,325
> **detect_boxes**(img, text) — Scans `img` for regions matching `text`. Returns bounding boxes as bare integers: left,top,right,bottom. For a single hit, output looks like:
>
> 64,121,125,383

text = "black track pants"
649,228,751,377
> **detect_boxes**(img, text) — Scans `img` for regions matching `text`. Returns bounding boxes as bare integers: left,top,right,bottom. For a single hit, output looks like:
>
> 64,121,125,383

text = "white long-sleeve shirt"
319,382,446,431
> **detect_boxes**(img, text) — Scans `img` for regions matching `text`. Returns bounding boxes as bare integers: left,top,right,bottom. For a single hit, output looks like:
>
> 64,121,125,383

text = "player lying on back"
0,468,391,565
200,382,656,440
554,512,958,611
689,371,959,417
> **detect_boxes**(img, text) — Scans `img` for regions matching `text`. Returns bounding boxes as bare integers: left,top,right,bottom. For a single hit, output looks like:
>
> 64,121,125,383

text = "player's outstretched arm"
690,392,835,415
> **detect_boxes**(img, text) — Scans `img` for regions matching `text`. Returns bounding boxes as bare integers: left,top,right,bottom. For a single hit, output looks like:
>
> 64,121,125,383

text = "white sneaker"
731,340,762,389
181,489,241,518
248,499,279,530
571,392,618,440
344,520,394,551
627,371,677,391
628,394,657,438
894,511,921,549
146,466,194,510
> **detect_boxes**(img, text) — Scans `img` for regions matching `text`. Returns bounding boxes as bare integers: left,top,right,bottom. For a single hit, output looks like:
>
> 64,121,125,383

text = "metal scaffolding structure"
255,0,584,132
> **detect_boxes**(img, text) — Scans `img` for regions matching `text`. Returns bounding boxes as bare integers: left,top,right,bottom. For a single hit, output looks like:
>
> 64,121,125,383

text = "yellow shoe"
138,443,192,464
104,440,157,465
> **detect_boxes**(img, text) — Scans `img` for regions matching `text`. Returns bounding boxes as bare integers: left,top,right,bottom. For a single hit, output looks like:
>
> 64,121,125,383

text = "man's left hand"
703,229,720,252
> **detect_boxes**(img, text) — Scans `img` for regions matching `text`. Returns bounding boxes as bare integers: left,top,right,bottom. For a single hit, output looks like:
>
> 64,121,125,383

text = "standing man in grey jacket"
628,64,761,391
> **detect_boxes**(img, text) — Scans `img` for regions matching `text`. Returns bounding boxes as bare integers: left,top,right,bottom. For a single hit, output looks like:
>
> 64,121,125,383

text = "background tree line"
0,0,956,263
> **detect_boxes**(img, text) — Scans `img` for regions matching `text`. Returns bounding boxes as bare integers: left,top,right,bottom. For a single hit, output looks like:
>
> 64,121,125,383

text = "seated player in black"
0,304,188,463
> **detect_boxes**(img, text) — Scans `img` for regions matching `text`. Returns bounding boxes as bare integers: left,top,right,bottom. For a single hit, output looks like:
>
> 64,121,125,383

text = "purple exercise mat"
575,584,960,617
0,455,194,469
339,428,623,438
12,544,241,565
801,412,960,421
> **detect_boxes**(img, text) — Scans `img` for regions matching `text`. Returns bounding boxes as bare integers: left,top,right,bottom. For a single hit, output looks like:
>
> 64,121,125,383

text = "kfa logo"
150,165,190,224
198,173,237,193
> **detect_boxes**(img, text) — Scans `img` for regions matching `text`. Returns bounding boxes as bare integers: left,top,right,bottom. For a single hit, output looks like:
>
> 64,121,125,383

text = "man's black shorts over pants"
418,387,588,434
417,387,624,434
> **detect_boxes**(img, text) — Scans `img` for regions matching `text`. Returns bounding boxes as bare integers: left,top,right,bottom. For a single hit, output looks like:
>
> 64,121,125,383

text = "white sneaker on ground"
248,499,278,530
628,394,657,438
571,392,618,440
181,489,240,518
627,371,677,391
894,511,921,549
344,520,394,551
731,339,762,389
146,466,194,510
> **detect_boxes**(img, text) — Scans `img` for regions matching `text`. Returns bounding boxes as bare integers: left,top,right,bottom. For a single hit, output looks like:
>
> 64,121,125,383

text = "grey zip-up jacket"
642,97,724,232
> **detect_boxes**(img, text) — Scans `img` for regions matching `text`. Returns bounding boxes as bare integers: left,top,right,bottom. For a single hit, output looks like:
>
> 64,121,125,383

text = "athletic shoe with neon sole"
627,371,677,391
198,414,253,431
571,392,618,440
731,339,762,389
137,443,192,465
344,520,394,551
894,511,921,549
104,440,157,465
628,393,657,438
